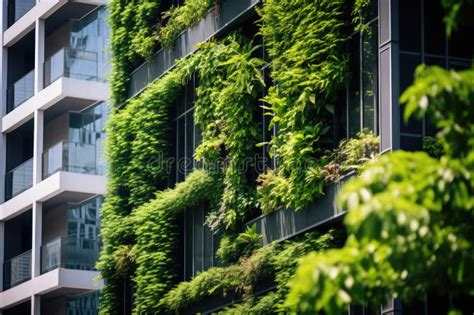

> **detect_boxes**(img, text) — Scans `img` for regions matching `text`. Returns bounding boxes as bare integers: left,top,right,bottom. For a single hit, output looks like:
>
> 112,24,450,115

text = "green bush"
286,66,474,314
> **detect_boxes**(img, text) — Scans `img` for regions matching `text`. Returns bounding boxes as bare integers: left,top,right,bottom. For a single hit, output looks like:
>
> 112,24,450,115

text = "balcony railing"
44,48,103,87
8,0,35,26
5,158,33,200
6,69,34,112
43,141,105,178
3,250,32,290
41,237,100,274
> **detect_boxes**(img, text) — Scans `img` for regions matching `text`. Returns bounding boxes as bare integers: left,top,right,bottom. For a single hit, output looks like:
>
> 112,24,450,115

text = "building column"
32,201,42,277
378,0,400,152
33,109,44,184
0,0,8,203
34,19,45,94
32,295,41,315
0,222,4,291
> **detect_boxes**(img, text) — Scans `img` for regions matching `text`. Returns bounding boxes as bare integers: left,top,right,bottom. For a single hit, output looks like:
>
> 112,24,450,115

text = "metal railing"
43,141,104,178
3,250,32,290
41,237,101,274
6,69,34,112
8,0,35,26
44,47,103,87
5,158,33,200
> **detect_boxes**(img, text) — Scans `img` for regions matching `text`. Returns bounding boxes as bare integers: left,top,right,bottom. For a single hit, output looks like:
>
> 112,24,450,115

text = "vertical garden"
99,0,385,313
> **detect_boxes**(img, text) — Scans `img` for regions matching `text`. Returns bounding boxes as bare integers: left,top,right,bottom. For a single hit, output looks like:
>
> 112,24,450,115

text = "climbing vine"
159,0,217,47
256,0,349,212
100,33,264,313
161,229,346,314
102,0,385,313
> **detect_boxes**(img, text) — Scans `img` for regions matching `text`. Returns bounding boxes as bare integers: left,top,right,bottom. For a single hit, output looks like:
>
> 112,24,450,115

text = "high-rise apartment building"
0,0,109,314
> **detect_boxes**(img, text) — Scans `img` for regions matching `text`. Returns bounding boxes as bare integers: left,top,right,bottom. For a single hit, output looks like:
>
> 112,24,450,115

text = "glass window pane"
424,1,446,56
362,22,378,132
185,208,193,280
348,35,361,137
193,205,203,275
399,0,422,52
399,53,422,134
401,135,422,151
185,110,194,176
177,117,185,183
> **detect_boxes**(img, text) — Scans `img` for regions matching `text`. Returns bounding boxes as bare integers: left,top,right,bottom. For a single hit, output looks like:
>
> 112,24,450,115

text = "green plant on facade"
101,0,383,313
216,225,262,264
99,33,265,313
256,0,349,213
161,229,346,314
286,66,474,314
109,0,218,106
159,0,217,47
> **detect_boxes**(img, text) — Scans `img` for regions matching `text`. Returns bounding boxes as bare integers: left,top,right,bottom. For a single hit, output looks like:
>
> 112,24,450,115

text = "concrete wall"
45,21,70,59
42,204,67,244
43,112,68,150
41,296,65,315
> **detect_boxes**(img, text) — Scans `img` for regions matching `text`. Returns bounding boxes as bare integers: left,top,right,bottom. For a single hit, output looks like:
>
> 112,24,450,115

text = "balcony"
43,141,105,179
8,0,35,26
6,70,34,113
44,48,104,87
5,158,33,201
41,237,100,274
3,250,31,290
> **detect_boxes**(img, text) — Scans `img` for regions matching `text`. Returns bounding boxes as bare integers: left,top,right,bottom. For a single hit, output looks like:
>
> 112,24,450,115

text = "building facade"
102,0,473,314
0,0,109,314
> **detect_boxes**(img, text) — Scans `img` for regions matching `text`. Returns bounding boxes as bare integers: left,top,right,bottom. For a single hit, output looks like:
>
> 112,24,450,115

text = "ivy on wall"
100,33,264,313
109,0,217,106
102,0,380,313
159,0,217,47
161,229,346,314
256,0,349,213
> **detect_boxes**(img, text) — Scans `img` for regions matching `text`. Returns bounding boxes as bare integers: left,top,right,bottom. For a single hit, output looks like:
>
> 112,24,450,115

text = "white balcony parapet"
0,268,102,309
2,77,108,133
0,171,106,221
3,0,107,47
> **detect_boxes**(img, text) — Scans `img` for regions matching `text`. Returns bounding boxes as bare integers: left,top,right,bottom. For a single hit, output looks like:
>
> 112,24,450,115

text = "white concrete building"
0,0,109,313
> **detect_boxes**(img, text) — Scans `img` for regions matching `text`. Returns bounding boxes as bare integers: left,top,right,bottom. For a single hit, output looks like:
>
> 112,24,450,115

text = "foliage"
216,225,263,264
162,229,345,314
132,169,221,314
286,66,474,314
159,0,216,47
306,131,379,186
108,0,162,106
100,34,263,313
194,35,265,230
99,51,200,313
256,0,349,213
441,0,474,36
422,136,444,159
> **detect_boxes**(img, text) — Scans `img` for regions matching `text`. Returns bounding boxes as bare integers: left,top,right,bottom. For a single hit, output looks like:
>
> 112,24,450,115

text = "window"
67,196,103,240
345,2,379,139
399,0,473,151
172,75,200,185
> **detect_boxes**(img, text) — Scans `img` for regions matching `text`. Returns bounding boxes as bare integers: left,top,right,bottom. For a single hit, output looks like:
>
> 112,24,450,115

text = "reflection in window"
69,102,109,175
398,0,473,151
173,75,200,185
346,2,378,138
67,196,103,240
